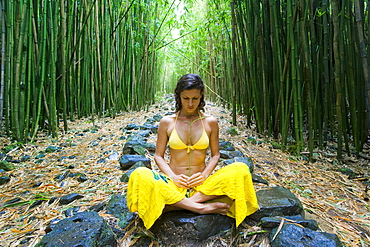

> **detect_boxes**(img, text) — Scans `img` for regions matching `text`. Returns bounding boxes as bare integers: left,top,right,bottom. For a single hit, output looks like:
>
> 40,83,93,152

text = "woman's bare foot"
170,198,230,215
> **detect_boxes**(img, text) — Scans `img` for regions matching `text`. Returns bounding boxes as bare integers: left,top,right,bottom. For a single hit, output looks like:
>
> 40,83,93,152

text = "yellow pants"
127,162,259,229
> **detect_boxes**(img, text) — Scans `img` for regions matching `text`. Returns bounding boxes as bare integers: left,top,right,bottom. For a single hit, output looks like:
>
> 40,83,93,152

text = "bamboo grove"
1,0,370,160
0,0,167,142
228,0,370,159
188,0,370,159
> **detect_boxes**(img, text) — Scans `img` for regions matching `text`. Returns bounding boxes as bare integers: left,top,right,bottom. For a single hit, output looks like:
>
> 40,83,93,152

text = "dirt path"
0,97,369,246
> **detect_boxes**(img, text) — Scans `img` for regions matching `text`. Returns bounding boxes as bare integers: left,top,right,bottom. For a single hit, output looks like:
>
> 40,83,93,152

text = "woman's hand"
187,172,205,188
171,174,191,189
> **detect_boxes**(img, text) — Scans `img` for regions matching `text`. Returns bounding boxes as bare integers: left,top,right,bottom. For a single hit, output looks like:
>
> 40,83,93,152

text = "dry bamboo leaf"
271,218,284,241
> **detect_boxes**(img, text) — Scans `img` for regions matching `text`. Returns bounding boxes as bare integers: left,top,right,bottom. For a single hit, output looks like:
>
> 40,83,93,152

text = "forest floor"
0,96,369,247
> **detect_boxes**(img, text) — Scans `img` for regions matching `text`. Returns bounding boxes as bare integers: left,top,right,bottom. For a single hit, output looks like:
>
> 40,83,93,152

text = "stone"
36,211,117,247
252,174,269,185
219,141,235,151
120,161,147,182
223,156,254,173
0,176,10,185
45,146,59,153
88,202,107,212
260,215,318,230
106,194,136,229
0,160,15,171
226,127,238,136
270,224,343,247
141,123,158,133
137,129,151,137
54,170,71,182
59,193,84,205
125,123,139,130
119,154,151,170
123,141,146,156
150,210,234,246
249,187,304,221
220,150,244,159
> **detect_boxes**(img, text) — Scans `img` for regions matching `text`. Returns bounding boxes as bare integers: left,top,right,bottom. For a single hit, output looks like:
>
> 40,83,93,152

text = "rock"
127,134,147,142
226,127,238,136
270,224,343,247
29,200,44,209
223,156,254,173
249,187,304,221
151,211,234,245
260,215,318,230
252,174,269,185
36,211,117,247
152,114,162,122
54,170,70,182
140,124,158,134
108,152,119,160
106,194,136,229
219,141,235,151
125,123,139,130
0,176,10,185
45,146,59,153
137,130,152,137
123,140,147,156
119,155,151,170
220,150,244,159
76,173,88,183
0,160,15,171
88,202,107,212
20,155,31,162
120,161,147,182
59,193,84,205
64,206,81,217
338,167,356,179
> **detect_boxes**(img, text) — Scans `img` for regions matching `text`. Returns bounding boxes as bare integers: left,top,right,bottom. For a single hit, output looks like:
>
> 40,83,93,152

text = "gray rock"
220,150,244,159
223,156,254,173
106,194,136,229
123,141,147,156
270,224,343,247
140,124,158,134
260,215,318,230
36,211,117,247
219,141,235,151
151,210,234,245
122,135,156,155
119,154,151,170
252,174,269,185
249,187,304,221
120,161,147,182
59,193,84,205
0,160,15,171
0,176,10,185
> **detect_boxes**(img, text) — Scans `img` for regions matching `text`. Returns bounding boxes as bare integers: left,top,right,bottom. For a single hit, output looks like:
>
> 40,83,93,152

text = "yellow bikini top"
168,113,209,153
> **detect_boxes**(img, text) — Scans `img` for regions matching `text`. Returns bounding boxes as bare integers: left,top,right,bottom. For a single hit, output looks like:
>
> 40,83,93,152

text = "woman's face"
180,89,202,114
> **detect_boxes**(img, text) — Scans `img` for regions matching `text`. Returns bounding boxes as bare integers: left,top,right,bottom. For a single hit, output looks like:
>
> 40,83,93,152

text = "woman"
127,73,258,229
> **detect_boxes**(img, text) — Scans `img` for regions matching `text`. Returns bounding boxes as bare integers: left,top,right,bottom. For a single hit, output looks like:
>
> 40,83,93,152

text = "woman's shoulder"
158,113,176,126
202,113,218,125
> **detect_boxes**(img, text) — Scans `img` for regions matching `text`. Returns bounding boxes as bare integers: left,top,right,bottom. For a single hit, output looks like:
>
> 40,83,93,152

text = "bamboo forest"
1,0,370,246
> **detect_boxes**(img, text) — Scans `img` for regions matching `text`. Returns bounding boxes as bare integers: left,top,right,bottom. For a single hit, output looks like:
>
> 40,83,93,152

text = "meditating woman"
127,73,258,229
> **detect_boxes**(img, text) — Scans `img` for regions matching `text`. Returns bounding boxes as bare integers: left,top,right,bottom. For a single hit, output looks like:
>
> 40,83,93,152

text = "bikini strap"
198,110,205,129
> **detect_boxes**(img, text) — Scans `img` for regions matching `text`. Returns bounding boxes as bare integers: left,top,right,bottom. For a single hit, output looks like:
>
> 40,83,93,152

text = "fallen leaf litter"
0,97,369,247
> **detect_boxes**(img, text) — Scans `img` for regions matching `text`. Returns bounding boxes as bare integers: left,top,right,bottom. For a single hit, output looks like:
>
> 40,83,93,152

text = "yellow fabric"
127,162,259,229
168,113,209,153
